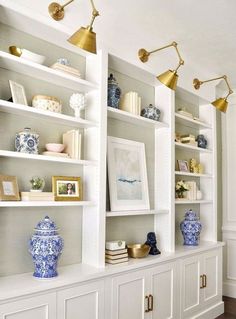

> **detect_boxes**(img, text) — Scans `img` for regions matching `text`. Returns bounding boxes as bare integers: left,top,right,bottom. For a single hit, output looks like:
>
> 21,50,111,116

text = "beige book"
63,130,76,158
105,248,128,255
105,253,128,260
105,257,129,264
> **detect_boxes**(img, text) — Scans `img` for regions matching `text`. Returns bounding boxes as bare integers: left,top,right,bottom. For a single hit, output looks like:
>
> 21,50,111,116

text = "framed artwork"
0,175,20,201
107,136,150,211
52,176,82,201
177,159,189,172
9,80,28,105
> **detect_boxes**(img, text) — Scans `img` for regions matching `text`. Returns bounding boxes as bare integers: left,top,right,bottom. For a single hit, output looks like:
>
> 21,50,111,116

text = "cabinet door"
181,255,201,318
149,262,178,319
57,280,104,319
0,293,56,319
110,270,148,319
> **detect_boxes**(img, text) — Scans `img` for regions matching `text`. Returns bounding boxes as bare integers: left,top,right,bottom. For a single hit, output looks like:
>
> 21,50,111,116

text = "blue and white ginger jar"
141,104,161,121
180,209,202,246
29,216,63,278
15,127,39,154
107,73,121,108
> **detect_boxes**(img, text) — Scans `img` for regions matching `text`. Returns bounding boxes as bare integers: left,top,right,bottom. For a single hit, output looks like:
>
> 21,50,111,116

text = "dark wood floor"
216,296,236,318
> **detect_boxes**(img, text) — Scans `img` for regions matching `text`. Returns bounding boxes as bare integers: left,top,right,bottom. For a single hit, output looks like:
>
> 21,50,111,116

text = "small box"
106,240,126,251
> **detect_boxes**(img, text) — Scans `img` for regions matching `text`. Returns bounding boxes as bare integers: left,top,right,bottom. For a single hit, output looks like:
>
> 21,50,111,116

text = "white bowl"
32,95,62,114
45,143,65,153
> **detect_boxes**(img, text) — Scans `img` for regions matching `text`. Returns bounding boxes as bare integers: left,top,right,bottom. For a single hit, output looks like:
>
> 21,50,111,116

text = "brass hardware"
193,75,233,113
203,274,207,288
148,294,154,311
138,41,184,90
48,0,74,21
9,46,22,57
145,295,149,313
200,275,204,289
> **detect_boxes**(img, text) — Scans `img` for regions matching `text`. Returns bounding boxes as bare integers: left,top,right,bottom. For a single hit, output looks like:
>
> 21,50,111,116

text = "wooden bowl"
127,244,150,258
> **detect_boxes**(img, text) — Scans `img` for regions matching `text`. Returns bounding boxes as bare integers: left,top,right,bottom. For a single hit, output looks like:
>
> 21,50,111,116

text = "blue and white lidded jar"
107,73,121,108
29,216,63,278
15,127,39,154
141,104,161,121
180,209,202,246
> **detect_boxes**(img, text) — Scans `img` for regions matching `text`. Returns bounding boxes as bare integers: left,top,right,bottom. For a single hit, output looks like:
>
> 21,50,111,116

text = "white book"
138,96,141,116
63,130,76,158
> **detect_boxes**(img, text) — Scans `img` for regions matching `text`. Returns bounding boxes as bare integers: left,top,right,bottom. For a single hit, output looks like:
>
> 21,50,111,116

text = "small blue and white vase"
107,73,121,108
196,134,207,149
141,104,161,121
180,209,202,246
15,127,39,154
29,216,63,279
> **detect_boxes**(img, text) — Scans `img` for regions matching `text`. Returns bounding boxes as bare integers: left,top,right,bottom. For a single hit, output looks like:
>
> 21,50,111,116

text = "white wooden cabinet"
57,280,104,319
0,293,56,319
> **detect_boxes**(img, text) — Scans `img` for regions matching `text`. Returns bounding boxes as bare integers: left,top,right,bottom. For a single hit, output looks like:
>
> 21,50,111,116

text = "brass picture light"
193,76,233,113
48,0,99,54
138,42,184,90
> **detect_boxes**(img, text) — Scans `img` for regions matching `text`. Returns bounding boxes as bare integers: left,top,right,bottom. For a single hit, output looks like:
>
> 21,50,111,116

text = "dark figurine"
145,232,161,255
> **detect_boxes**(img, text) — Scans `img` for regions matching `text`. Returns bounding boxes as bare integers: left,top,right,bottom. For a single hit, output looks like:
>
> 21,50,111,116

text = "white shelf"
175,142,212,153
175,113,212,129
0,100,98,128
0,50,98,92
0,201,95,207
106,209,168,217
175,200,213,204
175,171,213,178
0,150,97,166
107,106,168,129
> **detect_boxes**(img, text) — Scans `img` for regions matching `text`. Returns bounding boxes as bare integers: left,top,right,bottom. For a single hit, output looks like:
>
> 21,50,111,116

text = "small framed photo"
52,176,82,201
9,80,28,105
0,175,20,201
177,160,189,172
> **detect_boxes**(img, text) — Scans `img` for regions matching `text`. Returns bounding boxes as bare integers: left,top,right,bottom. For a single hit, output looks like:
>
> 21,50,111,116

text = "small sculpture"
145,232,161,255
69,93,86,118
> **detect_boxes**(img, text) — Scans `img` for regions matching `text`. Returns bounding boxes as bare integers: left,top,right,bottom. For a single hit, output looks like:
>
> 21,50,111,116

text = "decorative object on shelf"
196,134,207,149
197,163,204,174
57,57,70,66
196,189,203,200
45,143,65,153
180,209,202,246
145,232,161,255
8,80,27,106
9,46,46,64
52,176,82,201
29,216,63,278
175,132,181,143
185,181,197,200
180,134,197,147
21,192,54,201
175,180,189,199
69,93,86,117
29,176,45,192
51,62,81,78
0,175,20,201
177,108,194,119
177,159,189,172
107,74,121,109
15,127,39,154
127,244,150,258
63,129,81,159
189,159,204,174
32,95,62,114
105,246,128,265
138,41,184,90
120,91,141,115
107,136,150,211
48,0,100,54
141,104,161,121
105,240,126,251
193,75,233,113
189,158,197,173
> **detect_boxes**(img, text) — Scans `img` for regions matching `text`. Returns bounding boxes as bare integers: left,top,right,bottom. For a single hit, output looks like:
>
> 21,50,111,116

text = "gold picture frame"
52,176,82,201
0,175,20,201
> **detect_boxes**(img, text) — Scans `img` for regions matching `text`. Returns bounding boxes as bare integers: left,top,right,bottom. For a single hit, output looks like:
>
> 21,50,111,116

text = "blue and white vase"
180,209,202,246
29,216,63,278
141,104,161,121
107,73,121,108
196,134,207,149
15,127,39,154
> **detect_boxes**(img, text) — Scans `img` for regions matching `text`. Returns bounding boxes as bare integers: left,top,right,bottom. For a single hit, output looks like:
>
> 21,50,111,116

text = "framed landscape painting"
107,136,150,211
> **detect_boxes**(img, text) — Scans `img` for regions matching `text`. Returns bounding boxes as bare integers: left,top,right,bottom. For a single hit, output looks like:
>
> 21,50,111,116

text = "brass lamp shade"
212,98,228,113
157,70,178,90
67,26,97,54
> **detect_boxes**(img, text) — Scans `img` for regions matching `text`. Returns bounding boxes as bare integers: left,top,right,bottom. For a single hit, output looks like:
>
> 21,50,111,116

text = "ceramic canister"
141,104,161,121
29,216,63,278
180,209,202,246
107,73,121,108
15,127,39,154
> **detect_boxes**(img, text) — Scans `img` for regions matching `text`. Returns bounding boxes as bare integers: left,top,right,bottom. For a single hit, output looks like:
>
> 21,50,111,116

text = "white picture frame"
9,80,28,105
107,136,150,211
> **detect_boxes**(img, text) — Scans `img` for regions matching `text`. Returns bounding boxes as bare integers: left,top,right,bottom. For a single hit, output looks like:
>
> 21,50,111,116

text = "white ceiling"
11,0,236,90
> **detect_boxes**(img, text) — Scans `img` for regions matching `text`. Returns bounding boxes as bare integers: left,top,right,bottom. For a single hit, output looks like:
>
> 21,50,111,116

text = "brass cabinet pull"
200,275,204,289
145,295,149,312
148,294,154,311
203,274,207,288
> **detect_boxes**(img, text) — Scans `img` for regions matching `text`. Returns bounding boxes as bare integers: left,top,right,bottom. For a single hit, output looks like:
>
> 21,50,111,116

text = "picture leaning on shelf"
52,176,82,201
0,175,20,201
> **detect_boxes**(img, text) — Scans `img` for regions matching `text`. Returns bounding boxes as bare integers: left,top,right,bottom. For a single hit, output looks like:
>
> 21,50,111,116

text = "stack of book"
180,134,198,147
177,109,194,119
120,91,141,116
63,130,82,159
105,248,129,265
42,151,69,158
186,181,197,200
21,192,54,201
50,63,81,78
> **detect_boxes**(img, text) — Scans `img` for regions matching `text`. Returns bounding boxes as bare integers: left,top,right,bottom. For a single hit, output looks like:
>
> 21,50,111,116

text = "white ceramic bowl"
32,95,62,113
45,143,65,153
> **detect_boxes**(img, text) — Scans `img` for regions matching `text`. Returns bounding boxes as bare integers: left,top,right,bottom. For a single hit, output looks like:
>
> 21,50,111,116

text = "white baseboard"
223,281,236,298
193,302,224,319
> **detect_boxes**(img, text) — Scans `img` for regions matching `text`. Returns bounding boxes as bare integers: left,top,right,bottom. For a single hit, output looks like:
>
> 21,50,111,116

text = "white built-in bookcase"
0,1,217,279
